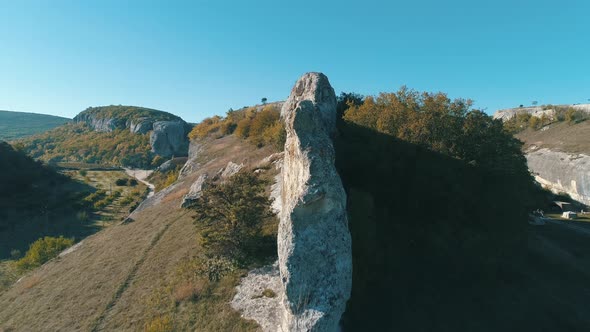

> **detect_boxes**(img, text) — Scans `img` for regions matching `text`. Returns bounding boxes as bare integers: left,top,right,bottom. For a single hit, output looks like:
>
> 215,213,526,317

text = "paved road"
544,217,590,237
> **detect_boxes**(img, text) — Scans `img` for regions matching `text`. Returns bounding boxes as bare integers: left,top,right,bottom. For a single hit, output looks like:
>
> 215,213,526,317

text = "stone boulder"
181,174,209,208
156,159,176,173
278,72,352,331
150,121,188,157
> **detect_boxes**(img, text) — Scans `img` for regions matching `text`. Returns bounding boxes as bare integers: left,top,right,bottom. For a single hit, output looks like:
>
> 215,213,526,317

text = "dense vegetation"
15,236,74,271
503,105,589,133
76,105,182,123
189,104,285,150
14,122,160,168
336,89,541,331
0,110,70,141
189,171,275,264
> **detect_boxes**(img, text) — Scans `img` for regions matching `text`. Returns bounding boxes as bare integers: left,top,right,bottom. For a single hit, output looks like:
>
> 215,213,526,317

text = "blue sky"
1,0,589,122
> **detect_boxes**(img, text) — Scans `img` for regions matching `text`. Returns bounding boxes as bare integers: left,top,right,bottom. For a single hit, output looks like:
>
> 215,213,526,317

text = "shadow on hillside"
0,149,99,259
334,122,587,331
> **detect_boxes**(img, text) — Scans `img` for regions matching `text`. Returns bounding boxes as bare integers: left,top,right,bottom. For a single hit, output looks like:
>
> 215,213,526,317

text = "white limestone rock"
278,72,352,331
230,262,283,332
180,174,209,208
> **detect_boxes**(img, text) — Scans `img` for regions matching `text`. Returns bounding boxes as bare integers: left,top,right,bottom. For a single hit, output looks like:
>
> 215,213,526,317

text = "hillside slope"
16,105,191,168
0,142,93,258
0,110,70,141
0,135,276,331
514,121,590,205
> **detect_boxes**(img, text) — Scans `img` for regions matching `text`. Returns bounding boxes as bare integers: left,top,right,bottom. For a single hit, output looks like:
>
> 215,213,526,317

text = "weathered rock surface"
178,140,202,179
128,117,153,134
526,147,590,205
156,159,176,173
494,103,590,122
180,174,209,208
74,113,126,132
278,72,352,331
280,73,338,134
217,161,244,180
149,121,189,157
230,263,283,332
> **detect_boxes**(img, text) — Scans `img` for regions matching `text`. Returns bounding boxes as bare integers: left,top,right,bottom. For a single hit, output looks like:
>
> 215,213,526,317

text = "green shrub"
191,171,273,263
15,236,74,271
115,178,129,186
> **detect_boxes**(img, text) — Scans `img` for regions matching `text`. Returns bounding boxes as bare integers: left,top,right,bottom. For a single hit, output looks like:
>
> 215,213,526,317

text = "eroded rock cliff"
278,72,352,331
526,147,590,205
73,106,190,158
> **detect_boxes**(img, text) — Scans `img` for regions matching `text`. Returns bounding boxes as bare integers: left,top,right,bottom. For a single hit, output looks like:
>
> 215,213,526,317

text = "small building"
562,211,578,219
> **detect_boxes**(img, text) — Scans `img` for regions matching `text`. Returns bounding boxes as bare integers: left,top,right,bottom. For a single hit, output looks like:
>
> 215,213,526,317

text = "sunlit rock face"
149,121,188,157
526,148,590,205
279,72,352,331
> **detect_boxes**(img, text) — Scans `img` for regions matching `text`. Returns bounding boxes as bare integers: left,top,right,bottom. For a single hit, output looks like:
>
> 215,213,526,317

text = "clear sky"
1,0,589,122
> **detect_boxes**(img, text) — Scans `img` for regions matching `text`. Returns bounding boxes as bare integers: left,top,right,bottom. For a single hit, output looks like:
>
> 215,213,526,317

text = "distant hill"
0,110,70,141
0,142,93,258
16,105,190,168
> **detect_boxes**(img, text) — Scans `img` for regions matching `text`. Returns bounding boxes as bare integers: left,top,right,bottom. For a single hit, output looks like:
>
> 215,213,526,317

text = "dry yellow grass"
0,135,275,331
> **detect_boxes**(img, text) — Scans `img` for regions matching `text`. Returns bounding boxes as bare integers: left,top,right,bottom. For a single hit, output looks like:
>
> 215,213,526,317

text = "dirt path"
124,168,155,198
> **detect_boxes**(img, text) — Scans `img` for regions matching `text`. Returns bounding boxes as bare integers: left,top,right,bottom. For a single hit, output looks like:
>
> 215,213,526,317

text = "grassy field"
0,168,149,296
64,169,149,226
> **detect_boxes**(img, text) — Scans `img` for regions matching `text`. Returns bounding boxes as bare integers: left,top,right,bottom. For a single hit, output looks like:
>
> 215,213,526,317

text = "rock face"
494,103,590,122
74,113,126,132
129,118,153,134
149,121,189,157
178,140,202,179
73,107,190,158
181,174,209,208
278,72,352,331
526,148,590,205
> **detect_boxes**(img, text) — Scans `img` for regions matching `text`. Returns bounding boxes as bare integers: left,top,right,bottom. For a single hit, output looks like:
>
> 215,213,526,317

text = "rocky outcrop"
216,161,244,180
156,159,176,173
278,72,352,331
526,147,590,205
178,140,202,179
149,121,189,157
180,174,209,208
230,263,283,332
494,103,590,122
128,118,153,134
74,113,126,132
73,107,190,158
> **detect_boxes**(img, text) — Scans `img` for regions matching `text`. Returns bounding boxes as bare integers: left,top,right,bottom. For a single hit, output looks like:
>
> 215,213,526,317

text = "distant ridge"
0,110,71,141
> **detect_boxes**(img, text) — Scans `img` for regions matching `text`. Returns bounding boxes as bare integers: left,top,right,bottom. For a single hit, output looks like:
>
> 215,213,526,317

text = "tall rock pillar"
279,72,352,331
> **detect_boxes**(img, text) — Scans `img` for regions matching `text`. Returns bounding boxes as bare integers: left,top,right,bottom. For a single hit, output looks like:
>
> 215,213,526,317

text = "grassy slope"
0,135,274,331
0,110,70,141
516,121,590,154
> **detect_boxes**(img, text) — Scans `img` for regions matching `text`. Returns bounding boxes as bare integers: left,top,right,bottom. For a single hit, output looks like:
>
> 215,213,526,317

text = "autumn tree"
190,172,272,262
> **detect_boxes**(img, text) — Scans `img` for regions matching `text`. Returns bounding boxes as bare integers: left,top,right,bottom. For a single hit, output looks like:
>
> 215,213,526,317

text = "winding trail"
123,168,155,198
